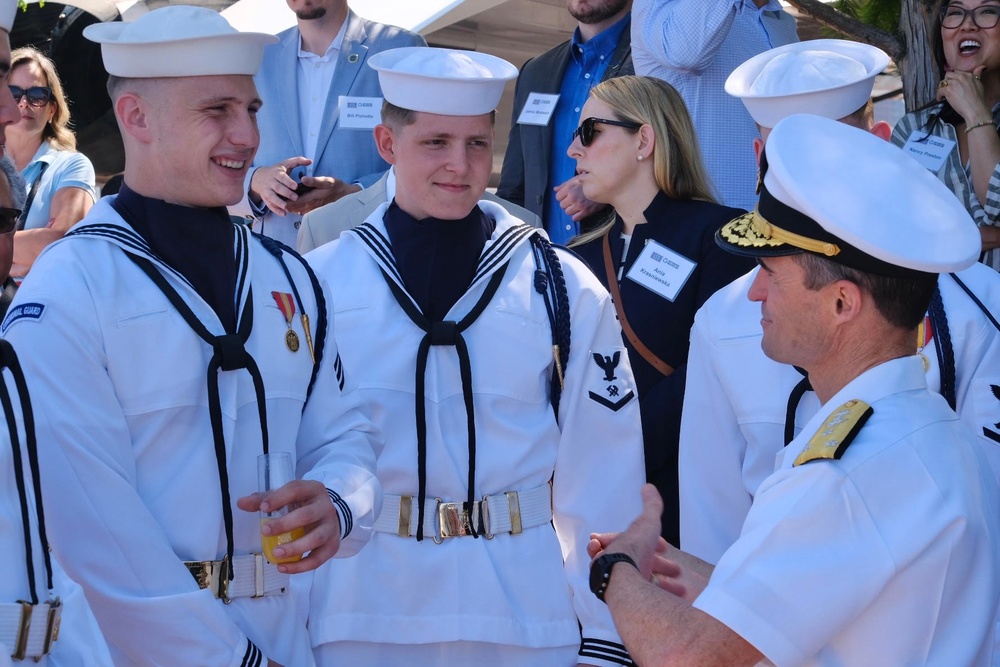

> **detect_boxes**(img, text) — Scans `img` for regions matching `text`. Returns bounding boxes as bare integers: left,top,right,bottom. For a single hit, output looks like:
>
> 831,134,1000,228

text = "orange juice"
260,519,306,564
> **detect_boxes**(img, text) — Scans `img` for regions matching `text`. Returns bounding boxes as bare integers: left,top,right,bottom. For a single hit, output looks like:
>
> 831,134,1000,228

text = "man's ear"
870,121,892,142
115,93,153,143
752,137,765,166
374,124,397,165
832,279,864,324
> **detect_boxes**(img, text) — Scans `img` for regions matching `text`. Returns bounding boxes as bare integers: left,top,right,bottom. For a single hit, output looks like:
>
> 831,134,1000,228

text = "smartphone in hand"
289,166,315,195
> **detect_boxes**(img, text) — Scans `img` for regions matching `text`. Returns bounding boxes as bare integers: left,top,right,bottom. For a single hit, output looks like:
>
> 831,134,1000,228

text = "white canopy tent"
221,0,507,36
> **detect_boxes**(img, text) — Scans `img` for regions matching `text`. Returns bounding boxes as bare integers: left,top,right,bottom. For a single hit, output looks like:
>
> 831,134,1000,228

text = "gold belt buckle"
12,600,31,661
436,498,471,542
185,558,231,604
43,597,61,656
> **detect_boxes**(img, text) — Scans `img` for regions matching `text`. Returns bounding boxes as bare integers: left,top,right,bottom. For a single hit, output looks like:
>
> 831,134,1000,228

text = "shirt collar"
297,19,347,61
571,11,630,56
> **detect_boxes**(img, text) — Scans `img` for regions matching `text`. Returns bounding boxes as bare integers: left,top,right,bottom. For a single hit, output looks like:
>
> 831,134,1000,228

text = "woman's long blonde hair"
11,46,77,151
570,75,716,247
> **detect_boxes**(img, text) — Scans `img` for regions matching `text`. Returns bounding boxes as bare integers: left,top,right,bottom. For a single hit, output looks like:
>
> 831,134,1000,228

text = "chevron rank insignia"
587,348,635,412
793,399,873,467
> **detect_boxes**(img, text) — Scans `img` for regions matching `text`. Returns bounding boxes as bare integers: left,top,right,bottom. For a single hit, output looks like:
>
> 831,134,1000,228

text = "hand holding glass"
258,452,306,564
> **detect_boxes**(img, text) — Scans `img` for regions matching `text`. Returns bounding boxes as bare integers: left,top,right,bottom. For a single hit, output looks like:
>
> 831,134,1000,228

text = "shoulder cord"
380,265,507,541
600,231,674,377
253,232,327,402
0,340,52,604
530,233,571,418
16,162,50,232
927,284,956,411
123,252,264,586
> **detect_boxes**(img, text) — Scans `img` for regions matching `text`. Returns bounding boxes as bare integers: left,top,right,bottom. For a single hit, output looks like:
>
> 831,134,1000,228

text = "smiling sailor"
1,6,381,666
305,47,645,666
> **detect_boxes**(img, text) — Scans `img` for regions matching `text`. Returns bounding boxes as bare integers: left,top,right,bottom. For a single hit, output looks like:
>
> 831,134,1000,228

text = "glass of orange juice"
258,452,305,564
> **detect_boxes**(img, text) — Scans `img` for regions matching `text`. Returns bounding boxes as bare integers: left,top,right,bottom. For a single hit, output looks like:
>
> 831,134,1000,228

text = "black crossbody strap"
16,162,50,231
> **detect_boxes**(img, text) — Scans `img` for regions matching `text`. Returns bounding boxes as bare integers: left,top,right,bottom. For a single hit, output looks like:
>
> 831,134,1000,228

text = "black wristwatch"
589,552,638,603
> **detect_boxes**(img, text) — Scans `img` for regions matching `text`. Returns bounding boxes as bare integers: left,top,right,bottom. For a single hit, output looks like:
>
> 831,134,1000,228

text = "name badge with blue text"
901,131,956,174
339,96,382,130
625,240,696,302
517,93,560,126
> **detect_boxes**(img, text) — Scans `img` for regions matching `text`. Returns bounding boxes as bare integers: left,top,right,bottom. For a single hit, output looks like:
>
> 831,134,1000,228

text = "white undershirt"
618,232,632,281
296,21,347,171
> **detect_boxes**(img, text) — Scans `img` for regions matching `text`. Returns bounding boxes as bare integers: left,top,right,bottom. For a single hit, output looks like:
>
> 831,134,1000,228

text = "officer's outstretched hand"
249,156,312,216
283,176,361,216
237,480,342,574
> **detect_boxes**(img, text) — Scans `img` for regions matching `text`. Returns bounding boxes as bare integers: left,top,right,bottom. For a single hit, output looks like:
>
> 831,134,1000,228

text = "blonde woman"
568,75,753,545
6,46,96,276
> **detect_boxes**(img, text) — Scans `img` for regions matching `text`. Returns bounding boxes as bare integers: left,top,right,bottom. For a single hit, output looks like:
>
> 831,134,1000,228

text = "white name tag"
338,96,382,129
625,240,696,302
516,93,560,126
901,131,956,174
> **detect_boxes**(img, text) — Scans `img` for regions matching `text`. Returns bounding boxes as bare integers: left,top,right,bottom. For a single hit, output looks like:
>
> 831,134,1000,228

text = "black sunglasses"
0,207,22,234
8,85,52,108
573,116,642,147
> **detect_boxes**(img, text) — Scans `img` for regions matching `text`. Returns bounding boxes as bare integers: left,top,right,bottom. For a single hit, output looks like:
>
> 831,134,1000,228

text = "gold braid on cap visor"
721,209,842,257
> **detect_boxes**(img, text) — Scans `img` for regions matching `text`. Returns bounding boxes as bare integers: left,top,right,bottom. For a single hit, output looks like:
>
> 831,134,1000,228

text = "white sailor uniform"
0,341,112,666
679,262,1000,564
1,198,382,667
694,356,1000,666
305,200,645,666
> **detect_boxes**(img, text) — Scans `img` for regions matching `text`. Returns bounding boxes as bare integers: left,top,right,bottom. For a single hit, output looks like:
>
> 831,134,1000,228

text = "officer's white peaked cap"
0,0,16,33
717,115,980,276
726,39,890,129
83,6,277,78
369,47,518,116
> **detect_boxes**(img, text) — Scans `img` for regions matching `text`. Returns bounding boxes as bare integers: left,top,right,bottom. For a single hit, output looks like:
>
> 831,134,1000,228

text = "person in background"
631,0,798,212
497,0,632,243
893,0,1000,270
567,75,752,545
240,0,425,246
5,47,95,277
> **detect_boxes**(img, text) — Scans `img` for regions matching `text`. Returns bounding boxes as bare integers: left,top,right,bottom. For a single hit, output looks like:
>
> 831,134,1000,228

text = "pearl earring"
637,154,644,161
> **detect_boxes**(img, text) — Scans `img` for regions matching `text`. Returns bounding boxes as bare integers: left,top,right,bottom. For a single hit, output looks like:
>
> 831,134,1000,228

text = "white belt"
0,599,60,661
374,483,552,542
185,554,288,603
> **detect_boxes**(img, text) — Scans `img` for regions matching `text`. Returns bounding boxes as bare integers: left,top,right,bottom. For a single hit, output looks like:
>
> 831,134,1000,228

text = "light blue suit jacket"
250,10,425,244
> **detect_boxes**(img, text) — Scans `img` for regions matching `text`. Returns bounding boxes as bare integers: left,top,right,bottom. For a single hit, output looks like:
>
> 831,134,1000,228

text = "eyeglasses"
941,4,1000,29
572,116,642,147
0,207,23,234
8,85,52,108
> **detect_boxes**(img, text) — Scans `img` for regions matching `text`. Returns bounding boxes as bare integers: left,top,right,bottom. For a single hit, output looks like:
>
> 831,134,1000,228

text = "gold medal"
285,329,300,352
272,291,299,354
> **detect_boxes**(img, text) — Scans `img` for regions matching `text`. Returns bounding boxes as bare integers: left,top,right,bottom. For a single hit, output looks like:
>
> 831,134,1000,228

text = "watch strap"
590,552,638,603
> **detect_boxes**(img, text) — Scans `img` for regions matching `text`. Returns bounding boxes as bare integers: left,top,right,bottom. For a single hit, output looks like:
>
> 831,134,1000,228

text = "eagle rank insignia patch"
587,349,636,412
793,399,873,467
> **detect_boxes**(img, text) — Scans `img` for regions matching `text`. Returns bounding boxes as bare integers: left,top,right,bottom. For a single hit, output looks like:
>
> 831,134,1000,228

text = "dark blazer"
497,20,633,223
573,192,753,545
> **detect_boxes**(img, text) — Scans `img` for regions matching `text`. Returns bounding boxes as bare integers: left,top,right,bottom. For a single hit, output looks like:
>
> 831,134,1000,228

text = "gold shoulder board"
793,399,873,467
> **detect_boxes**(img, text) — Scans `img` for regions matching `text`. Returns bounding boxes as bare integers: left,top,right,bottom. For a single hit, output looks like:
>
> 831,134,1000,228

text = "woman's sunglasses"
8,85,52,108
573,117,642,147
0,207,23,234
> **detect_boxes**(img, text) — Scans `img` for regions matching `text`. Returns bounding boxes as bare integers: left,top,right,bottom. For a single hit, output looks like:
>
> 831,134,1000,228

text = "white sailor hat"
82,6,277,78
717,114,980,276
0,0,16,33
725,39,890,129
368,47,517,116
